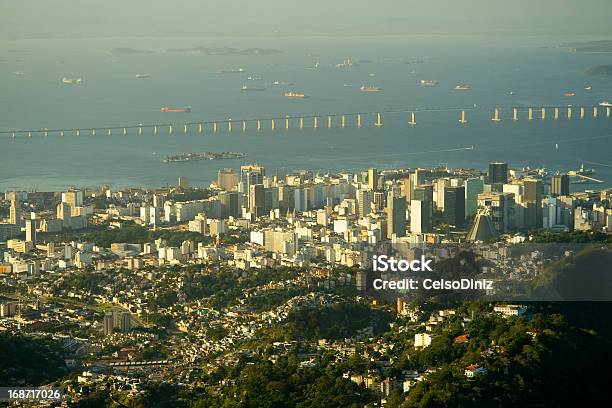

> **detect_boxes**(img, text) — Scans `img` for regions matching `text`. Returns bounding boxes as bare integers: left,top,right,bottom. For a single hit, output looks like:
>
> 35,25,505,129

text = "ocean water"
0,35,611,191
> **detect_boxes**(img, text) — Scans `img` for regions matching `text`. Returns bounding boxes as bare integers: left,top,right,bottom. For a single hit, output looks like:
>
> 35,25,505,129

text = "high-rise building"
477,192,515,233
103,313,114,336
120,312,132,332
387,192,407,239
240,165,265,193
551,174,570,197
62,190,83,208
25,219,36,244
465,178,485,218
435,178,449,211
401,177,414,202
357,189,374,218
249,184,265,217
217,168,240,191
9,198,21,226
368,168,379,191
488,162,509,184
443,186,466,227
410,200,432,234
523,178,543,229
218,191,240,218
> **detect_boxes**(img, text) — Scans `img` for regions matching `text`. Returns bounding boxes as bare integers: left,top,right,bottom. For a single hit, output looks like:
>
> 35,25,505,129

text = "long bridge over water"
1,105,610,139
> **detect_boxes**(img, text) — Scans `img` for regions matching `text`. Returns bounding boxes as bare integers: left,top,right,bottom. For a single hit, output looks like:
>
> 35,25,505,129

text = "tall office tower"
264,187,279,213
410,199,432,234
443,186,466,227
477,192,516,233
401,177,414,202
551,173,570,197
249,184,265,217
387,191,407,239
357,189,374,218
25,219,36,244
103,313,114,336
373,191,385,212
62,190,83,208
240,165,265,193
278,184,295,211
219,191,240,218
9,198,21,226
523,178,543,229
217,168,240,191
413,184,434,227
368,168,379,191
120,312,132,333
435,178,449,210
488,162,509,184
465,178,485,218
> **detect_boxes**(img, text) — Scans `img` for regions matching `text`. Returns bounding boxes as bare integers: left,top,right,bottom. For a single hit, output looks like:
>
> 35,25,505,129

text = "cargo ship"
359,85,383,92
284,91,308,99
160,106,192,113
454,84,470,91
164,151,245,163
420,79,438,86
62,77,82,84
599,101,612,107
136,73,151,79
242,85,266,91
272,80,293,86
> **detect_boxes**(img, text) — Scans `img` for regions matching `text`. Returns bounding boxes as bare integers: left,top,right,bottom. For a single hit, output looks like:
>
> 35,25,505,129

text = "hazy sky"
2,0,612,39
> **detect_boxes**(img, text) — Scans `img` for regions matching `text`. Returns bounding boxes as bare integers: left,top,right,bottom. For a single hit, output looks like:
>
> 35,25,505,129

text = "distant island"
586,65,612,76
165,46,281,56
562,40,612,53
163,151,246,163
111,47,154,55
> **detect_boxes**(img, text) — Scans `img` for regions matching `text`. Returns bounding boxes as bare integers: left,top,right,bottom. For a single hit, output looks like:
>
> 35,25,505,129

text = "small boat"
160,106,192,113
284,91,308,99
136,73,151,79
564,92,576,97
13,71,25,76
359,85,382,92
420,79,438,86
241,85,266,91
599,101,612,107
585,85,592,91
62,77,82,84
454,84,471,91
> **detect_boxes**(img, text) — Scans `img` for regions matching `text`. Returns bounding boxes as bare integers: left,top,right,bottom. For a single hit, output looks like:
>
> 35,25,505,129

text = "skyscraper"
103,313,114,336
219,191,240,218
465,178,485,218
387,191,407,239
25,219,36,244
551,174,570,197
218,168,240,191
523,178,543,229
410,199,432,234
368,168,379,191
357,189,374,218
240,165,265,193
477,192,516,233
249,184,265,217
443,186,466,227
488,162,509,184
9,198,21,226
